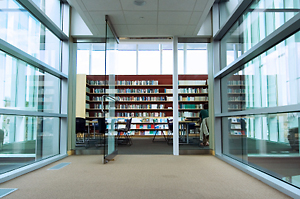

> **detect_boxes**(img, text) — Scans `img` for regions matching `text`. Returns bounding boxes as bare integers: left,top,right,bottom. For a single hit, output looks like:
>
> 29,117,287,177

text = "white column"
173,36,179,155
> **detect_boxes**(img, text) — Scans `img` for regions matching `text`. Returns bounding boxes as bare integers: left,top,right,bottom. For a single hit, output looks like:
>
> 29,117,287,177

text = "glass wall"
222,31,300,112
32,0,62,28
0,115,60,174
221,0,300,68
223,113,300,187
0,0,67,177
216,0,300,192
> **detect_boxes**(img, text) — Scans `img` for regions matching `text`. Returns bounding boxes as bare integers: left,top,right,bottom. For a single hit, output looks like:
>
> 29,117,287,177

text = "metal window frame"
0,39,67,79
0,109,67,118
16,0,68,41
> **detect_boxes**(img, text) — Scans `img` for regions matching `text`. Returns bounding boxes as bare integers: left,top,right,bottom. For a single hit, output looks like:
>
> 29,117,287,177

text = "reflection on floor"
74,137,211,155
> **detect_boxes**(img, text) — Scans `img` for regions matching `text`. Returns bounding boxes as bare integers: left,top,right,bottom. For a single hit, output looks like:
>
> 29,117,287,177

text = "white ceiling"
67,0,215,38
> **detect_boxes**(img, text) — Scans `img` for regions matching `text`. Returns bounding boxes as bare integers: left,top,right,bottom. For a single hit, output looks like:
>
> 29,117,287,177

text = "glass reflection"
0,0,61,70
222,30,300,112
0,115,59,174
222,112,300,188
0,50,60,113
221,0,300,68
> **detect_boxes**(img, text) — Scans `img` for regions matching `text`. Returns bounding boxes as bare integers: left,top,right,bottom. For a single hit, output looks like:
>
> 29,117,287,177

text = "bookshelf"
227,75,245,111
77,74,208,136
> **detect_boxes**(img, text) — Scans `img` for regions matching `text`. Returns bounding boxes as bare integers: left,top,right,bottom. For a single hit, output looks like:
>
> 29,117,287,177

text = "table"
179,121,199,144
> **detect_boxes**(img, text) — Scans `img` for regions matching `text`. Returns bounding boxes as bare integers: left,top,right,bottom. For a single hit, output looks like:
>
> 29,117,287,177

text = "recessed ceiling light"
134,0,146,6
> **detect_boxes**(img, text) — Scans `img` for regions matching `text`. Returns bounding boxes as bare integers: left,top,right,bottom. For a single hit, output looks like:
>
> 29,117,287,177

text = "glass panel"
0,50,60,113
138,44,160,74
76,43,106,75
104,22,118,161
221,0,300,68
31,0,61,28
186,43,208,74
162,43,173,74
222,112,300,188
222,30,300,113
0,115,60,174
116,43,136,75
0,0,61,70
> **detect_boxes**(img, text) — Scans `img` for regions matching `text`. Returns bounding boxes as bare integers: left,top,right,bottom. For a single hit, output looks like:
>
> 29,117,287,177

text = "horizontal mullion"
0,39,67,79
215,104,300,117
0,108,67,118
214,12,300,79
16,0,68,41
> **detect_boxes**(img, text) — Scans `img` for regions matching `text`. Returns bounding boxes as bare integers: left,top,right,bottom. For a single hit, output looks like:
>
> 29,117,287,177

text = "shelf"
117,93,172,95
179,109,201,111
179,100,208,103
117,122,168,124
228,109,245,111
228,101,245,102
116,108,172,111
117,101,171,103
178,84,208,87
178,93,208,95
227,85,245,87
227,93,245,95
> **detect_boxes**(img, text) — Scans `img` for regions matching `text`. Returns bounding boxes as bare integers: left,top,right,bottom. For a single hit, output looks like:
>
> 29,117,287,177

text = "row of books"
118,96,166,101
179,96,208,101
118,130,169,136
228,96,245,101
228,104,246,109
92,104,109,109
228,88,246,94
178,80,206,85
117,104,166,109
179,104,203,109
87,80,105,85
227,80,245,85
117,124,168,129
116,112,166,117
165,88,208,93
117,89,160,93
116,80,159,85
87,80,160,86
179,112,200,117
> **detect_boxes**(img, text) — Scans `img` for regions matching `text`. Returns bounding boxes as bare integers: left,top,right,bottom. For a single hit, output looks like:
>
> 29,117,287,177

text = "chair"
166,119,173,145
117,118,132,145
0,129,4,150
75,117,87,147
85,118,107,148
152,120,167,142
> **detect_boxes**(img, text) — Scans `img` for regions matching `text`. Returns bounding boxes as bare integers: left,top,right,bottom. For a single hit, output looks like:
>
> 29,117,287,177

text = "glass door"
103,16,118,163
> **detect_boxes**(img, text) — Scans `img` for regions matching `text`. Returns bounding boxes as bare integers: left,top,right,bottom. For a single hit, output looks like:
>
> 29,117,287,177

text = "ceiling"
67,0,215,38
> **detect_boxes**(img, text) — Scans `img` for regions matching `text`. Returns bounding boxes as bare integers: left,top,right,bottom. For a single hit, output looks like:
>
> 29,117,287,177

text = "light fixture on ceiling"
134,0,146,6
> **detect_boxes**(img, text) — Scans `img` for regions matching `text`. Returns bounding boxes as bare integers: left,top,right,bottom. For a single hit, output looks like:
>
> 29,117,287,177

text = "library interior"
0,0,300,197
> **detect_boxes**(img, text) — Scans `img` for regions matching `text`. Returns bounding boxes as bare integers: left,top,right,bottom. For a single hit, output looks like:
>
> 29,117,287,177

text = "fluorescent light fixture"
134,0,146,6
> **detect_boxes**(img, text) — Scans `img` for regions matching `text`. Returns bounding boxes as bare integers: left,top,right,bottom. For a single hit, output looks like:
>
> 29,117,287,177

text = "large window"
76,42,209,75
0,0,61,70
0,0,67,177
215,0,300,192
221,0,300,68
138,44,160,75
